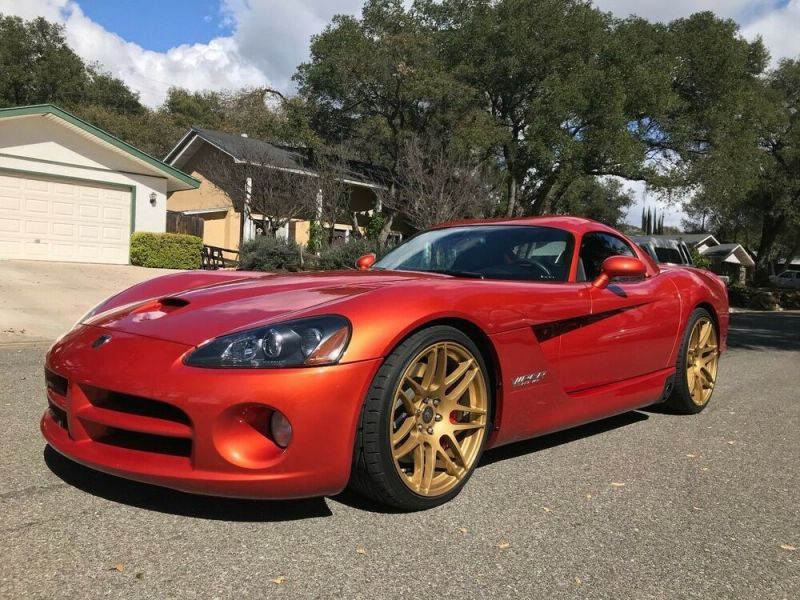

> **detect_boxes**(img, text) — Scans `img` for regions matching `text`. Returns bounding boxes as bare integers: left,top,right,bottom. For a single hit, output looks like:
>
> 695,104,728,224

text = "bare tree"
200,141,318,237
314,153,357,244
380,137,495,232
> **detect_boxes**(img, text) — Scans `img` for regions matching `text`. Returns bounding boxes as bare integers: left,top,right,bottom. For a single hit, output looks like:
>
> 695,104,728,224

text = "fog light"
270,411,292,448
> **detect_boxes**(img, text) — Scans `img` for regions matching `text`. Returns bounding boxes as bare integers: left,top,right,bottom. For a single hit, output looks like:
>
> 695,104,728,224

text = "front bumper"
41,325,381,499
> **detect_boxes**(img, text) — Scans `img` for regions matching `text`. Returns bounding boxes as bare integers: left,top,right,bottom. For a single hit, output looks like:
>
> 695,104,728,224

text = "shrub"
690,248,711,269
130,232,202,269
777,290,800,310
727,284,752,308
747,289,779,311
314,238,384,271
239,235,302,272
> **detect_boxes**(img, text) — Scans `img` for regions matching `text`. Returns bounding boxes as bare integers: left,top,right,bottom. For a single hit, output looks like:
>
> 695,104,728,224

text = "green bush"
129,232,202,269
777,290,800,310
314,238,384,271
239,235,302,272
727,284,752,308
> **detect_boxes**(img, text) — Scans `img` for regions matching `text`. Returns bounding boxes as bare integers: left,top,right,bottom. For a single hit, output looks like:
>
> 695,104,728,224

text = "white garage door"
0,173,131,264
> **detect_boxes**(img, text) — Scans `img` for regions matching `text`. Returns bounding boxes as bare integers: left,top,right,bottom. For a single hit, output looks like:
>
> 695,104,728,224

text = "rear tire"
665,308,720,414
350,326,492,511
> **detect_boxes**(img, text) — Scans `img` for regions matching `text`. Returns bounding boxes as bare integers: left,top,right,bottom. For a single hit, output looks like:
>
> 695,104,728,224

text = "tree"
83,65,144,114
0,14,86,106
295,0,489,243
551,178,633,227
198,141,318,239
379,135,495,230
431,0,658,217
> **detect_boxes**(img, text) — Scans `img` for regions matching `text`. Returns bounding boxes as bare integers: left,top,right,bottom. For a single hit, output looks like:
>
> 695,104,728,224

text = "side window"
578,232,635,281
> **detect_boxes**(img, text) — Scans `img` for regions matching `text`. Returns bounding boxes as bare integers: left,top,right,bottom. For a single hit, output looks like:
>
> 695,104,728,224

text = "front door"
558,232,681,392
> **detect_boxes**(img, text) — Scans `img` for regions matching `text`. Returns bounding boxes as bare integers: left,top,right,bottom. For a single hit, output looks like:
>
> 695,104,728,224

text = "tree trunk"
378,211,396,249
505,174,517,217
350,212,363,239
754,212,783,284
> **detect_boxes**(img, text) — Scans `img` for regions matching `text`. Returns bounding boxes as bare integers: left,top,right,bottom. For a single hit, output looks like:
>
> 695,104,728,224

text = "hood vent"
158,297,190,308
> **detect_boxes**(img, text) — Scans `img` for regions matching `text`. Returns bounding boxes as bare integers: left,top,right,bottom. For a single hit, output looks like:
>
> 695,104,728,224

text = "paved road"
1,313,798,599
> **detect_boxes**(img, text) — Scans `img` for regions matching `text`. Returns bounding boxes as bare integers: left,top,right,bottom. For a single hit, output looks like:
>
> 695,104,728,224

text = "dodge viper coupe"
42,217,728,510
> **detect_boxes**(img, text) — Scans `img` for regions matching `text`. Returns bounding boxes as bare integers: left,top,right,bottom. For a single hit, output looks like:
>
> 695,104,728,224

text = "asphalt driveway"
0,300,798,597
0,260,179,343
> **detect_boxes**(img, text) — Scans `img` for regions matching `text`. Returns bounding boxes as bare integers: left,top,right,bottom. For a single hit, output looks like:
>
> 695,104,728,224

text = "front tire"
665,308,720,414
350,326,492,510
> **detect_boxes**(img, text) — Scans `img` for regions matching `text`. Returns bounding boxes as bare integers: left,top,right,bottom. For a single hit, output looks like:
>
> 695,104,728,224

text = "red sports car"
42,217,728,510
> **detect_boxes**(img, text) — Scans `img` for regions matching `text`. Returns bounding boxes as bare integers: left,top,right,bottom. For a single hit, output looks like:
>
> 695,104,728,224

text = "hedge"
313,238,384,271
239,235,302,272
129,232,202,269
728,284,800,311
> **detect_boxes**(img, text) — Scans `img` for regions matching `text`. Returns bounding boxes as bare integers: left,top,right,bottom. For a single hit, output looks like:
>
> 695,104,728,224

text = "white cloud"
742,0,800,65
221,0,364,92
0,0,269,106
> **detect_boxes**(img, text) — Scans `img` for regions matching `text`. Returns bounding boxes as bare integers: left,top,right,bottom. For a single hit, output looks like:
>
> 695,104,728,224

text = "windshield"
374,225,574,282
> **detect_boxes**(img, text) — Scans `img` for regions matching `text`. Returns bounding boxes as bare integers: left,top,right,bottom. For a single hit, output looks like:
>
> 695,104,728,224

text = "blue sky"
77,0,232,53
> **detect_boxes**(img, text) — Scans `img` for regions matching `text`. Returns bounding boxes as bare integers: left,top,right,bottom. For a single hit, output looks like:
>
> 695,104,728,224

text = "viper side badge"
511,370,547,387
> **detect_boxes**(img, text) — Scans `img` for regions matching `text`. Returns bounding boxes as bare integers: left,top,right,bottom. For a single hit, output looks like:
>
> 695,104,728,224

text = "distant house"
164,128,406,255
647,233,754,284
0,104,199,264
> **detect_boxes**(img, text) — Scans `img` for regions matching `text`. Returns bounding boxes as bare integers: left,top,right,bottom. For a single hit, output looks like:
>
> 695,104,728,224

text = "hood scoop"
120,297,191,324
158,297,190,309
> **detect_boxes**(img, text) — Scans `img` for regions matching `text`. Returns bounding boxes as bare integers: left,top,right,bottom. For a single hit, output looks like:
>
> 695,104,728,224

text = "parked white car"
769,270,800,288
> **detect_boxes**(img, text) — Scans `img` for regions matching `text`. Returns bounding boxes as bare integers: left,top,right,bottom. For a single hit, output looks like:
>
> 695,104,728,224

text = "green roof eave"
0,104,200,190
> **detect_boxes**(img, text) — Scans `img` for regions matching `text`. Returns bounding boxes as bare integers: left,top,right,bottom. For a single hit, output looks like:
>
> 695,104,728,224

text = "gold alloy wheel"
686,317,719,406
389,342,488,497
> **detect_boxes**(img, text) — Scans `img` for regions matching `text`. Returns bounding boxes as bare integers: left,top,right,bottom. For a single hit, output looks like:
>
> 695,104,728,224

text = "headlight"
184,315,352,368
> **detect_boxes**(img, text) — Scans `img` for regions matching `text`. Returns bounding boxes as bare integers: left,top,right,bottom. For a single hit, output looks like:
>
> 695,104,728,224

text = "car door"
557,231,682,392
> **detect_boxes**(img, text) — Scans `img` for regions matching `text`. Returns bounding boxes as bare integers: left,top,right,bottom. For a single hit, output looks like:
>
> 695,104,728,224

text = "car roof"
430,216,619,236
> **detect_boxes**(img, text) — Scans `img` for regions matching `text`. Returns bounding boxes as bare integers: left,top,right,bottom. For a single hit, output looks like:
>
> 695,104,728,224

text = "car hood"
87,271,420,347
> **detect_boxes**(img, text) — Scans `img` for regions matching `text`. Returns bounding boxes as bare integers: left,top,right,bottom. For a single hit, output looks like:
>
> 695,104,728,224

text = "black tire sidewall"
362,326,492,510
669,308,717,415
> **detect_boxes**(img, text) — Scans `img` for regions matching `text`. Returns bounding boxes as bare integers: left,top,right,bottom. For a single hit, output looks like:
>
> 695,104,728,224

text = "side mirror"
592,256,647,289
355,253,376,270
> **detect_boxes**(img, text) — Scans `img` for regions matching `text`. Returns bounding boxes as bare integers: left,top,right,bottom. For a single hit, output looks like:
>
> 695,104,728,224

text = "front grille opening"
48,402,68,429
83,387,191,426
95,427,192,457
45,369,68,397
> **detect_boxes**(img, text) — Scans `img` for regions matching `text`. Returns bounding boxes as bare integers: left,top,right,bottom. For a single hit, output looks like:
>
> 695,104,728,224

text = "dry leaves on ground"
271,576,286,585
356,547,367,555
496,541,511,549
780,544,797,551
610,482,626,487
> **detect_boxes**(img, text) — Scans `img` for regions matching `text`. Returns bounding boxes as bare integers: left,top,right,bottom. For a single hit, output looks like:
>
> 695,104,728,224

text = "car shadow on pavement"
478,410,649,467
43,446,333,522
44,412,650,518
727,312,800,352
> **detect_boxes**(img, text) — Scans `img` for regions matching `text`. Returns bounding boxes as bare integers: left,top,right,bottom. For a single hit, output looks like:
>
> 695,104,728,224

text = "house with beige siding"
164,128,403,255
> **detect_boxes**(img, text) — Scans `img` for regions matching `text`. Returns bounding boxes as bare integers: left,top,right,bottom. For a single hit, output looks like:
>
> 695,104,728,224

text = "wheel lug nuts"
417,424,423,432
434,414,442,422
415,409,422,416
433,399,440,406
426,427,434,434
